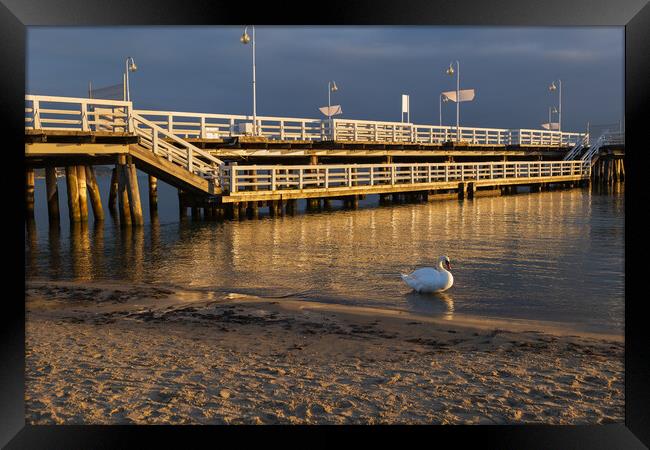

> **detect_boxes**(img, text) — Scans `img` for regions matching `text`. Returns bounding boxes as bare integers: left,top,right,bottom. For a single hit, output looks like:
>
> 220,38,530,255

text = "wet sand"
25,280,624,425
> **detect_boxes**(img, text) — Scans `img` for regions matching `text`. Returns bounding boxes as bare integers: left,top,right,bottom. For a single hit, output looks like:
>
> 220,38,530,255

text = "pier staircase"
129,113,224,195
563,134,590,161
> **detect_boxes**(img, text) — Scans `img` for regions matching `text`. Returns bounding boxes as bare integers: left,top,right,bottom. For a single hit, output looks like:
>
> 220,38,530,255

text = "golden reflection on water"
26,186,624,331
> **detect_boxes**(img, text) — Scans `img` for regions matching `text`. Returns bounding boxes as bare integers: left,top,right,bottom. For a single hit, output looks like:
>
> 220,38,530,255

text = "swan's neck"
437,260,448,272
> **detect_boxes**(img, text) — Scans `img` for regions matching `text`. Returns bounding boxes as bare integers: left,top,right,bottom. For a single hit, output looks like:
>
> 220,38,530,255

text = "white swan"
401,256,454,293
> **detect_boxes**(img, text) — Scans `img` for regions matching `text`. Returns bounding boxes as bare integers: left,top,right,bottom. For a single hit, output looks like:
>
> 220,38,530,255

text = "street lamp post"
241,26,257,135
124,57,137,102
548,106,558,127
439,93,449,127
446,61,460,142
549,80,562,132
328,80,338,138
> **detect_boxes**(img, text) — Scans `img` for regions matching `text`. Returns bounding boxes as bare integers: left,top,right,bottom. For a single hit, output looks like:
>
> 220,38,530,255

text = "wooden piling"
85,166,104,221
25,167,35,221
76,165,89,222
125,162,144,226
65,166,81,223
178,190,188,219
232,202,240,220
268,200,278,217
108,167,118,215
45,167,60,225
458,182,466,200
285,199,296,215
148,175,158,216
116,157,132,227
247,199,259,219
238,201,247,219
466,182,476,199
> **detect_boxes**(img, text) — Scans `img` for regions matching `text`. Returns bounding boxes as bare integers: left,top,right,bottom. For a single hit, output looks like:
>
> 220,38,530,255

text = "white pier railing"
222,160,588,194
134,110,327,141
25,95,586,146
330,119,585,146
25,95,132,133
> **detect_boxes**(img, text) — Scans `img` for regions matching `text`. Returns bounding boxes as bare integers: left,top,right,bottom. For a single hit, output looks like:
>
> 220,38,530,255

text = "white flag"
541,122,560,130
401,94,410,114
319,105,342,116
442,89,476,103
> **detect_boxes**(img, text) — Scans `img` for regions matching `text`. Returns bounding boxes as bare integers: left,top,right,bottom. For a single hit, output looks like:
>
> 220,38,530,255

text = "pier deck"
24,95,624,226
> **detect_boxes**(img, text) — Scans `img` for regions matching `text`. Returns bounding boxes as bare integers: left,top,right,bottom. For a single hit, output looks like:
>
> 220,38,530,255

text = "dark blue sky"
27,26,623,132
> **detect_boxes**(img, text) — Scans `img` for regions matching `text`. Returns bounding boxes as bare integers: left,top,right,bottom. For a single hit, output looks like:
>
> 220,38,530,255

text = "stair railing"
131,113,225,187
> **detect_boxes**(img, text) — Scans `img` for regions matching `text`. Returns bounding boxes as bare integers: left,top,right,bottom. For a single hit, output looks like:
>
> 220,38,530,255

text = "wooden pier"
24,95,624,226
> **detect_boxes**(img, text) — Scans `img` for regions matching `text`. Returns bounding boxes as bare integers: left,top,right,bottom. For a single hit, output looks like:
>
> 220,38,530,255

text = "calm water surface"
25,174,625,334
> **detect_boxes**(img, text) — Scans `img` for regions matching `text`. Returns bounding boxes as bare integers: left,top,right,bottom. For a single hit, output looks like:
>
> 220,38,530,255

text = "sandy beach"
25,279,624,425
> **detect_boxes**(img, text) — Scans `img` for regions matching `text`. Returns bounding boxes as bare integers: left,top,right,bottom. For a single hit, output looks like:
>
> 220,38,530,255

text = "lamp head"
442,95,449,103
549,81,557,92
240,26,251,44
330,81,338,92
446,63,455,76
127,57,137,72
551,106,558,113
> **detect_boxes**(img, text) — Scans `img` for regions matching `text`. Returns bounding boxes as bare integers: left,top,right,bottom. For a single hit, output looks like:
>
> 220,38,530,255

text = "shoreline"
25,278,623,342
25,279,624,424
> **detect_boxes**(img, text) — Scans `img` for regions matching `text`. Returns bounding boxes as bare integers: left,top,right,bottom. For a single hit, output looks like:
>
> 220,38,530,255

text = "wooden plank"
26,143,130,155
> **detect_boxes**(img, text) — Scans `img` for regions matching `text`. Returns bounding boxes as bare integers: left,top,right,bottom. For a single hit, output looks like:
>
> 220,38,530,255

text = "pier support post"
285,199,296,215
76,165,89,222
178,190,188,219
322,198,332,210
25,168,35,221
148,175,158,217
45,167,60,225
191,206,201,220
344,195,359,209
269,200,278,217
247,200,259,219
458,182,466,200
108,167,118,216
466,182,476,200
65,166,81,223
125,160,144,226
238,201,247,219
116,156,132,227
85,166,104,222
232,202,240,220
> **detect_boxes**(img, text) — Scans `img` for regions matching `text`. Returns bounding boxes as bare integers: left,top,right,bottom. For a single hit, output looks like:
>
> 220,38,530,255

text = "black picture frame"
2,0,648,447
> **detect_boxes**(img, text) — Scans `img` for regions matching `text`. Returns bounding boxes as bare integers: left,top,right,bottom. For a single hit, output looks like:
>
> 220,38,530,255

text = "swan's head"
439,255,452,270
